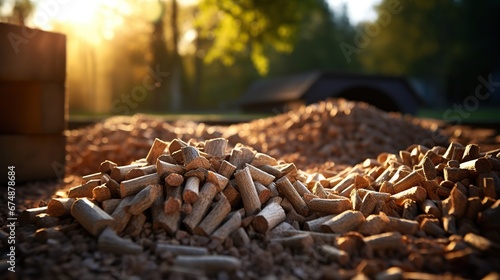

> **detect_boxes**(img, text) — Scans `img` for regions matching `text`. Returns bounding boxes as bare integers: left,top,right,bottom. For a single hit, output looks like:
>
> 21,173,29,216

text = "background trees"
1,0,499,113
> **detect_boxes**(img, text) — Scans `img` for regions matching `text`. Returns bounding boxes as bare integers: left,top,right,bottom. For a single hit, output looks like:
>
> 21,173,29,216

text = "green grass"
418,108,500,123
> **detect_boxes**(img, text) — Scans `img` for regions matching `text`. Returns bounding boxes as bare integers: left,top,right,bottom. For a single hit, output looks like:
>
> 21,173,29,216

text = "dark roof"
239,71,421,107
238,71,322,105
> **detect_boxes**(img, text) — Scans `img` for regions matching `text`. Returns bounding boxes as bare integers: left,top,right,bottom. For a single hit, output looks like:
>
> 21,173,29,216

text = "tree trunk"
151,1,170,112
169,0,182,112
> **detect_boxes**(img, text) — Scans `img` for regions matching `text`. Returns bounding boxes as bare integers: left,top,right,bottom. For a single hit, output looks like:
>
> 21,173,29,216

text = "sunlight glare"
179,28,197,55
52,0,100,25
327,0,381,24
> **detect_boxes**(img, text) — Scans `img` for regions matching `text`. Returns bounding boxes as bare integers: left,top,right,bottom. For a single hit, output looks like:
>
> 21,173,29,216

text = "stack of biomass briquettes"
19,136,500,279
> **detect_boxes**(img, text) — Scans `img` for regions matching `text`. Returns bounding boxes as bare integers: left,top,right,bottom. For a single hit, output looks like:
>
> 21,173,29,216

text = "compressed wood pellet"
321,210,365,233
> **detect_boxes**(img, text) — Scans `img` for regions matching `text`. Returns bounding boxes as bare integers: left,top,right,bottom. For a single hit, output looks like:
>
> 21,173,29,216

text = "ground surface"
2,99,500,280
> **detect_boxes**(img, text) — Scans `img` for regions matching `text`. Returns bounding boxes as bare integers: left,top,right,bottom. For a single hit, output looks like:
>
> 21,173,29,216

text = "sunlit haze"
327,0,381,24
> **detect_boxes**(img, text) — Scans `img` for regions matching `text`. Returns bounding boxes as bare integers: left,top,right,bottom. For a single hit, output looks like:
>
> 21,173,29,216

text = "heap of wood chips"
15,135,500,279
66,99,447,176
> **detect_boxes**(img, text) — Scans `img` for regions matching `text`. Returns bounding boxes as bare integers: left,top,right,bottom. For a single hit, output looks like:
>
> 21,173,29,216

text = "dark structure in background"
239,71,421,114
0,23,66,183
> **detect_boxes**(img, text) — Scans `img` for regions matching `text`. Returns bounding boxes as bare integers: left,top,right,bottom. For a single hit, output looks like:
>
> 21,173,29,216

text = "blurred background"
1,0,499,123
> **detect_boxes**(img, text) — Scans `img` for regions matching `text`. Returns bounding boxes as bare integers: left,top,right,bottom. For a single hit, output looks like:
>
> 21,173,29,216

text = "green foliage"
267,0,359,76
197,0,315,75
357,0,500,102
0,0,33,24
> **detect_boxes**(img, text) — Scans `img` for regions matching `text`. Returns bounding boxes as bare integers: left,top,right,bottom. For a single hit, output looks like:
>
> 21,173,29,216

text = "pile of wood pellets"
66,99,447,176
3,99,500,279
11,136,500,279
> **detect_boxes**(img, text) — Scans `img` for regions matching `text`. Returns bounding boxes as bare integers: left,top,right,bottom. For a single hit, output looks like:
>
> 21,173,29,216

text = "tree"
267,0,359,76
196,0,316,76
357,0,500,105
0,0,33,25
